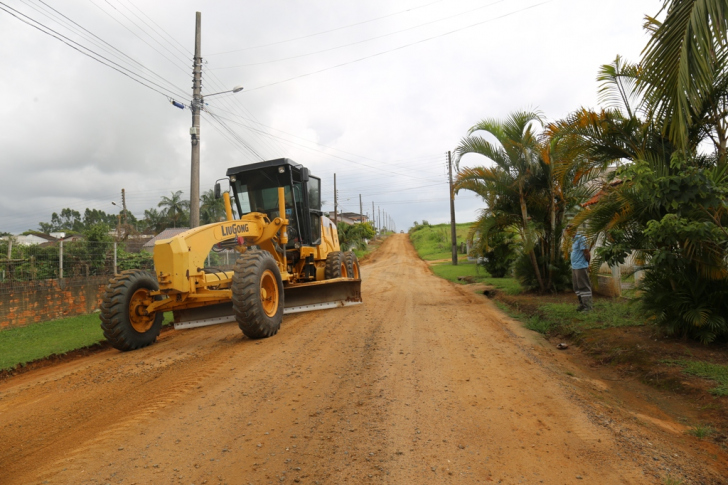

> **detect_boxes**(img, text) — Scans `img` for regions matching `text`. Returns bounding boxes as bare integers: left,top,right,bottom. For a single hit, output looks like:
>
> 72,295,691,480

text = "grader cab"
100,158,362,351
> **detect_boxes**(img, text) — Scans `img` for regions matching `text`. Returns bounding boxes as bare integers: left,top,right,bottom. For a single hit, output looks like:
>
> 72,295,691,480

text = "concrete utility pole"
448,151,457,265
378,207,381,232
189,11,202,228
359,194,363,224
121,188,127,224
333,174,337,224
372,202,375,229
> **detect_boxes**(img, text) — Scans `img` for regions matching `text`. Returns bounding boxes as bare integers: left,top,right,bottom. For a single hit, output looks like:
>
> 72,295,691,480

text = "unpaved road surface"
1,234,725,484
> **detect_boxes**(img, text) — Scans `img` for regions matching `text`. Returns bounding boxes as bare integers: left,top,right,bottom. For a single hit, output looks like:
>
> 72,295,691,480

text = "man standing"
570,227,592,312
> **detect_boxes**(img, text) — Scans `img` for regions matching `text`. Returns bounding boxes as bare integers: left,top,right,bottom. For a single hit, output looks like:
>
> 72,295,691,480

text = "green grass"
687,423,716,439
495,299,644,336
0,312,173,371
529,301,644,334
429,261,521,295
666,360,728,396
408,222,472,261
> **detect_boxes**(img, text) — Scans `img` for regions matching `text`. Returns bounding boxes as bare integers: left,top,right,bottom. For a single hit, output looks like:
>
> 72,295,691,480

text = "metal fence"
0,239,243,294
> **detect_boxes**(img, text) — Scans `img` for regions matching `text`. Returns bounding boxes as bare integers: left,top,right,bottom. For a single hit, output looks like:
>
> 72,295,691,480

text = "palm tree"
561,51,728,342
158,191,190,229
200,189,226,225
142,208,166,234
639,0,728,151
455,111,548,290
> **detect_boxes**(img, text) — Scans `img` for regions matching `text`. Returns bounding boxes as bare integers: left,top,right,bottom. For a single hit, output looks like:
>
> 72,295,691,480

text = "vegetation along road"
1,234,726,484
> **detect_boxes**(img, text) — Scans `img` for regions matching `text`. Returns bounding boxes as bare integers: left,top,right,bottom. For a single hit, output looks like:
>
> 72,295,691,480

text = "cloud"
0,0,657,233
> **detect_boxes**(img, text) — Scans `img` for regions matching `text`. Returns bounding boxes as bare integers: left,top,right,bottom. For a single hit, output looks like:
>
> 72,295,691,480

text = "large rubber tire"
100,270,163,351
231,249,284,339
325,251,347,279
344,251,360,279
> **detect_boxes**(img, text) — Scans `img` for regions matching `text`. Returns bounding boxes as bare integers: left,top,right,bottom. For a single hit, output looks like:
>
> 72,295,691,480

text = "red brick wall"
0,276,109,329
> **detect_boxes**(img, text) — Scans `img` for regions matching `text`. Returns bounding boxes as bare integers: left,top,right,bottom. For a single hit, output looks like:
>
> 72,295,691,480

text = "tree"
561,19,728,341
142,208,167,235
39,208,83,233
639,0,728,151
455,111,550,291
200,189,226,224
337,222,376,251
158,191,190,228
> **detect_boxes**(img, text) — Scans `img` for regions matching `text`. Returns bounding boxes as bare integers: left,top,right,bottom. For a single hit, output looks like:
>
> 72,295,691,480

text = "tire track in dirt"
1,234,724,484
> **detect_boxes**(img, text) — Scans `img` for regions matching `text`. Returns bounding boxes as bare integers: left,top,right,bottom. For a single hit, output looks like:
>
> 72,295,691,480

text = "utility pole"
448,151,457,265
333,173,337,224
378,207,381,232
189,11,202,228
372,202,375,230
359,194,363,224
121,188,127,224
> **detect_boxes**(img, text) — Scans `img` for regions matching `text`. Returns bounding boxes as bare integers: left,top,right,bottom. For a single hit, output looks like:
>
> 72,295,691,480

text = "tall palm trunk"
519,183,545,292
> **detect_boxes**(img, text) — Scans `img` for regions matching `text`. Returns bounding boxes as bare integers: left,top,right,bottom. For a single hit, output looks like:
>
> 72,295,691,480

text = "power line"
212,0,509,70
206,0,446,56
87,0,192,79
203,110,440,181
19,0,189,99
203,110,265,161
0,2,184,99
202,102,447,171
244,0,553,92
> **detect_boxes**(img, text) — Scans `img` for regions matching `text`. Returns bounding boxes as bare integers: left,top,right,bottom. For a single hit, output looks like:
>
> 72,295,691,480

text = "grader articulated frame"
100,159,362,351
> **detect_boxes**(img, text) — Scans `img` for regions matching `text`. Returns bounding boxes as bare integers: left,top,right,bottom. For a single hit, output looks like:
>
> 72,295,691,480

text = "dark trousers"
572,268,592,298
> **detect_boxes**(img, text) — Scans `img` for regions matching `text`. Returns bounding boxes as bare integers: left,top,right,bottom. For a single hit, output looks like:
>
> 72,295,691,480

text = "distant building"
0,233,57,246
337,212,369,225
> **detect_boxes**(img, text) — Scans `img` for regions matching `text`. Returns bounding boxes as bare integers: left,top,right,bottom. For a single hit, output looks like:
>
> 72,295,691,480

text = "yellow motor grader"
100,158,362,351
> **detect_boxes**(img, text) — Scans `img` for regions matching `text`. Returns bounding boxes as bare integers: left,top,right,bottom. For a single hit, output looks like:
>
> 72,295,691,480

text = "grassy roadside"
429,260,522,295
353,232,390,261
408,222,471,261
0,312,173,371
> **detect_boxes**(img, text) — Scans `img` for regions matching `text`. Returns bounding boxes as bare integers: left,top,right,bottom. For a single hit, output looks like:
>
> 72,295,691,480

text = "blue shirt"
571,234,589,270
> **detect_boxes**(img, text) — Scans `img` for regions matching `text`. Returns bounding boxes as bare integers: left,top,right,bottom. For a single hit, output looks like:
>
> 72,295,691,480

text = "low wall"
0,276,109,330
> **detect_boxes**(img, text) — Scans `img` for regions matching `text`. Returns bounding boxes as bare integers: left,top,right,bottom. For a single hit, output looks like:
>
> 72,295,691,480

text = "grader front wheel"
325,251,347,279
344,251,360,279
232,249,284,339
100,270,163,351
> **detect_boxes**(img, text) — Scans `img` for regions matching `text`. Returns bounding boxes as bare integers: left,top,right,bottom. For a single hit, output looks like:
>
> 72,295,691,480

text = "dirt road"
0,234,724,484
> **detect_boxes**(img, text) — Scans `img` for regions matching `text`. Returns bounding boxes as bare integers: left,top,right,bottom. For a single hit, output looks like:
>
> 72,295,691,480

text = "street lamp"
189,84,244,228
203,85,244,98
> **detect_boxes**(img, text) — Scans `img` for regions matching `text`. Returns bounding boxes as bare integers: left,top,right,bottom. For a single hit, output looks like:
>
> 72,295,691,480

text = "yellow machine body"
145,188,359,323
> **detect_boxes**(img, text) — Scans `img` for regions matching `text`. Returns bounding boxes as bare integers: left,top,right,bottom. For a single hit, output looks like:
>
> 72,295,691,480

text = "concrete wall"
0,276,108,330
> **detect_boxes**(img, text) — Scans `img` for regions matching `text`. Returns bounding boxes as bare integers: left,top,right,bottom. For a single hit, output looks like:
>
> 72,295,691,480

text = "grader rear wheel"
325,251,347,279
100,270,163,351
232,249,284,339
344,251,360,279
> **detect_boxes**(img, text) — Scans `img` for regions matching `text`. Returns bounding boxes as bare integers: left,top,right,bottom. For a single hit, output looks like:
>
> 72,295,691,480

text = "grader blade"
283,278,362,314
173,278,362,330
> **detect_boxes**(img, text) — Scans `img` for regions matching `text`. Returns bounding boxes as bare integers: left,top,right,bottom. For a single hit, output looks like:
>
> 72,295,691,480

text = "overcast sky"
0,0,658,234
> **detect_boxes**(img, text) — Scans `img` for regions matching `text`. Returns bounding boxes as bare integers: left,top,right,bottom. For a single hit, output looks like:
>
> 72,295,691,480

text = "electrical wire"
244,1,552,92
87,0,192,79
212,0,509,70
203,110,266,161
206,0,446,56
201,108,448,181
21,0,189,99
0,2,184,99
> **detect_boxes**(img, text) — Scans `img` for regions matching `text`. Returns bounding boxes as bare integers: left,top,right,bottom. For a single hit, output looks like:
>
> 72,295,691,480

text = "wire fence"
0,240,242,295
